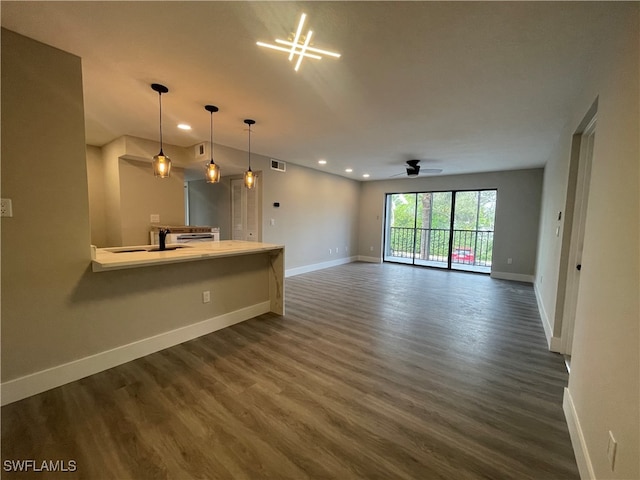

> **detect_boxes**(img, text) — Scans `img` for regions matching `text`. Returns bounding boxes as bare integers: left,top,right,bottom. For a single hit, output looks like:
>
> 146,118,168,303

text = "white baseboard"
490,271,534,283
1,301,270,406
357,255,382,263
563,388,595,479
534,281,563,352
285,256,357,277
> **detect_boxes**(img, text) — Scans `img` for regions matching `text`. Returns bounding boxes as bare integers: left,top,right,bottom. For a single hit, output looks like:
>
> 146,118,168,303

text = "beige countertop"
92,240,284,272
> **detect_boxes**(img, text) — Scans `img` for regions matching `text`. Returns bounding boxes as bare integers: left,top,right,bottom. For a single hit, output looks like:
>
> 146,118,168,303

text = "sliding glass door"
384,189,496,273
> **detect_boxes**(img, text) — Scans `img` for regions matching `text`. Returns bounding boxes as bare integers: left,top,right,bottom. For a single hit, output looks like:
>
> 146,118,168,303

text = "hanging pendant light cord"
158,92,164,153
248,124,252,169
210,111,214,158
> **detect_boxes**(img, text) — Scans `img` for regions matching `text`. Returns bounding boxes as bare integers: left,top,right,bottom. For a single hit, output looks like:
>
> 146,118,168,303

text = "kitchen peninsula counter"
92,240,285,315
92,240,283,272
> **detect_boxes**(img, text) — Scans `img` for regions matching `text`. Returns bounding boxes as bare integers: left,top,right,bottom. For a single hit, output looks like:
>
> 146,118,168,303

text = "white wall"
358,169,543,280
534,5,639,478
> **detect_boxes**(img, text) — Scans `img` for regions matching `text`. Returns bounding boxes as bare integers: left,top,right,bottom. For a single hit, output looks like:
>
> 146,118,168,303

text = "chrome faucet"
158,228,171,251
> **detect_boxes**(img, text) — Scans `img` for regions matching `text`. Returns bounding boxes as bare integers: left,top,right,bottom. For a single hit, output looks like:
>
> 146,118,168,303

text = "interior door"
561,118,596,354
231,178,260,242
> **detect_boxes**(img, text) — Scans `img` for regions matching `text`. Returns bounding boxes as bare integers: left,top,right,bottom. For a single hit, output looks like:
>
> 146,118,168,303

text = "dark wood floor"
2,262,579,479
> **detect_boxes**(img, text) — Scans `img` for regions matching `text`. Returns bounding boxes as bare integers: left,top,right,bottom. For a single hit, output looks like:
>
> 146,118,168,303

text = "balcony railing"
386,227,493,267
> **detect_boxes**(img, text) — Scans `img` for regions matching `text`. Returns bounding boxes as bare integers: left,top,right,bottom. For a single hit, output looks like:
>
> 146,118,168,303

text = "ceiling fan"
391,159,443,178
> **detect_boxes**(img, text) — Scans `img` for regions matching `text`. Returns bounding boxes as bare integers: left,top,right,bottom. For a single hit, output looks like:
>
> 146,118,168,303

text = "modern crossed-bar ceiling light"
151,83,171,178
204,105,220,183
243,119,256,189
257,13,341,72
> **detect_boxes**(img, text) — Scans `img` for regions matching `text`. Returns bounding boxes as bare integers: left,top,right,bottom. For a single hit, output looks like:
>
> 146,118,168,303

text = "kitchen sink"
108,245,192,253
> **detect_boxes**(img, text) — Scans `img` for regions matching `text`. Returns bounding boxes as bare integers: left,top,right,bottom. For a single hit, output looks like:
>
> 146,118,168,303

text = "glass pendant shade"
206,160,220,183
153,150,172,178
151,83,170,178
244,118,256,189
244,167,256,189
204,105,220,183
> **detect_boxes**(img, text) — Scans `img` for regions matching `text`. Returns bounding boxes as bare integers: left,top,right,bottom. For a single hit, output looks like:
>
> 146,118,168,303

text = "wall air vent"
271,159,286,172
195,142,206,159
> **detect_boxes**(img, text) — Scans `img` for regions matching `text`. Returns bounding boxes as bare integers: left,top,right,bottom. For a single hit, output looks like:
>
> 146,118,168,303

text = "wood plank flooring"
2,262,579,479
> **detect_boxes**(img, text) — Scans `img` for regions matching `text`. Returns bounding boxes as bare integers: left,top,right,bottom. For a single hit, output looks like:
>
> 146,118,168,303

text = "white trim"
563,388,595,480
490,271,534,283
1,301,270,406
534,281,563,352
285,256,356,277
357,255,382,263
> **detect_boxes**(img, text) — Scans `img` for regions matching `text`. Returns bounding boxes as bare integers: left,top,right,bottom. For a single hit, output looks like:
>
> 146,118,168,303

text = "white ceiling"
1,1,614,180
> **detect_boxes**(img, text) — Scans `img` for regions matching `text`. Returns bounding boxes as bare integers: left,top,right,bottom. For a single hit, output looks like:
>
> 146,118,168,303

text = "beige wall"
119,158,185,245
188,143,362,272
89,137,188,247
188,177,231,235
0,29,271,385
358,169,543,278
534,5,639,478
86,145,108,247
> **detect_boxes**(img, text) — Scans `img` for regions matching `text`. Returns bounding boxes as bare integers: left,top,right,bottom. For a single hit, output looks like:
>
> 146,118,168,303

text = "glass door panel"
414,192,451,268
384,189,495,273
384,193,417,264
451,190,496,273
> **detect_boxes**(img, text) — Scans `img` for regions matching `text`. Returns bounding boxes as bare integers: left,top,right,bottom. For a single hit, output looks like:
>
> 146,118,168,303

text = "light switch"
150,214,160,223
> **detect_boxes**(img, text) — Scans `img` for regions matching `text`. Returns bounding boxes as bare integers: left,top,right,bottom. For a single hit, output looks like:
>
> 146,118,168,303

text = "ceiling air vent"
271,159,286,172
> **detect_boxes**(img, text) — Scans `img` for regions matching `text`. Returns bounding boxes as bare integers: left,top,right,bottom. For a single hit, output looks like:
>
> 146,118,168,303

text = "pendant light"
151,83,171,178
243,119,256,189
204,105,220,183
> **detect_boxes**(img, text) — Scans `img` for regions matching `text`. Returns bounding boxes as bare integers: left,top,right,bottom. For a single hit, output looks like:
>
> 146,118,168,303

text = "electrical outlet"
1,198,13,217
607,431,617,471
370,246,374,252
507,257,513,265
329,248,332,255
336,247,339,253
202,291,211,303
150,214,160,223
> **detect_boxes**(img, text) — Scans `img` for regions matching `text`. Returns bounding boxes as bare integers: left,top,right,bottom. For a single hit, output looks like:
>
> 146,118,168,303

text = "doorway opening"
383,189,497,273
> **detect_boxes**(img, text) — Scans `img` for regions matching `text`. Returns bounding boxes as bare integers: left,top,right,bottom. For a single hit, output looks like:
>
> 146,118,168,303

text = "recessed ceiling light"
318,159,327,165
257,13,341,72
177,124,192,130
345,168,353,173
362,174,370,178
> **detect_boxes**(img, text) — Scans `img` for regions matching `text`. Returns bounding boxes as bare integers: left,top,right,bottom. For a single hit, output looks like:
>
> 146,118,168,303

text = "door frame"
559,116,596,354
